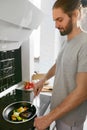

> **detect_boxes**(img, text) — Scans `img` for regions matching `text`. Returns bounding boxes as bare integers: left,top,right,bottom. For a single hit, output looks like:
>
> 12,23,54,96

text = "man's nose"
55,22,60,29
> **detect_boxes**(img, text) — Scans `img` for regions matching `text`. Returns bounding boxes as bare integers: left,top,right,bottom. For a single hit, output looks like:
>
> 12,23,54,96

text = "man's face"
53,8,73,36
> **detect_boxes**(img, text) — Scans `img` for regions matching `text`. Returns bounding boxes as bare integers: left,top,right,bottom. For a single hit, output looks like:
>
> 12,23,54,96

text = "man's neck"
67,27,82,41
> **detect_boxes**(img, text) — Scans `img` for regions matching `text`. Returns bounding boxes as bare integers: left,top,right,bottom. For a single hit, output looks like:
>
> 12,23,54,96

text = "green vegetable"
16,116,22,121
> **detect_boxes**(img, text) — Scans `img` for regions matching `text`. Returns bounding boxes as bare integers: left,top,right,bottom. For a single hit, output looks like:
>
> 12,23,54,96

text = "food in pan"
11,106,28,121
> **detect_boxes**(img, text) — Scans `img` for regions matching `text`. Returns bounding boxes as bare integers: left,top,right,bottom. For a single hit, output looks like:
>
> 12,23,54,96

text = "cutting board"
42,86,53,92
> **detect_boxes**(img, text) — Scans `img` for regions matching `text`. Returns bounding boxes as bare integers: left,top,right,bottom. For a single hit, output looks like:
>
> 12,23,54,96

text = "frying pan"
2,101,37,124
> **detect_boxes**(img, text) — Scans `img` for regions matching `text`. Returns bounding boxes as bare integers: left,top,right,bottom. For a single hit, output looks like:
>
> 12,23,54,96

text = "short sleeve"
77,43,87,72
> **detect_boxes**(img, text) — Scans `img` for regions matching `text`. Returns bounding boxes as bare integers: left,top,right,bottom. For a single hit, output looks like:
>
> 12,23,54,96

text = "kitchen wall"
22,0,66,81
33,0,66,73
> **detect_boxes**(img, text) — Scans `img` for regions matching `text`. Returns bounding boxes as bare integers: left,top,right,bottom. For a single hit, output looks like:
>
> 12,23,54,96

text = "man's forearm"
44,63,56,81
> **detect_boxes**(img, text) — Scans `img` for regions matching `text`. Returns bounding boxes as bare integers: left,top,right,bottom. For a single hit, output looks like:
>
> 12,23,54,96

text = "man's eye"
59,19,63,22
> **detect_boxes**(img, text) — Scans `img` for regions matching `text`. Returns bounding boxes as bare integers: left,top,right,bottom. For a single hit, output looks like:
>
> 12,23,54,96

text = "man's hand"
33,78,45,96
34,115,52,130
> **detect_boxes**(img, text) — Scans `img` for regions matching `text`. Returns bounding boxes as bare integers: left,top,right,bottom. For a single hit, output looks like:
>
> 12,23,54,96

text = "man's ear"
72,9,81,23
74,9,81,20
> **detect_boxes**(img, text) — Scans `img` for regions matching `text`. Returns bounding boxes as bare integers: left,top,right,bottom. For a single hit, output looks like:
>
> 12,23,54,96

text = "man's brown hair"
53,0,81,17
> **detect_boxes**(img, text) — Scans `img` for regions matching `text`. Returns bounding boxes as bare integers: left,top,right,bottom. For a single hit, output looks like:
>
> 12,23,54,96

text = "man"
34,0,87,130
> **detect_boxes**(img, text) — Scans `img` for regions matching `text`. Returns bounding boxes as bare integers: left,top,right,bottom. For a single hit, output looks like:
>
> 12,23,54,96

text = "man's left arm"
48,72,87,122
34,72,87,130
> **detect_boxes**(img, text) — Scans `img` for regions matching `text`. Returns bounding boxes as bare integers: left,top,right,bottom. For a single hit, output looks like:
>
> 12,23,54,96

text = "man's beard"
58,19,73,36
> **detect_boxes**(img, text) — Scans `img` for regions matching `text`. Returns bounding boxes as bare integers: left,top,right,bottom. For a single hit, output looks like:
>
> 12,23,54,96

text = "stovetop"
0,85,51,130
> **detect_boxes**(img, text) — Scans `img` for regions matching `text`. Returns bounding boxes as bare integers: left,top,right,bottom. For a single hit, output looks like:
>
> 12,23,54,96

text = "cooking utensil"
19,108,32,119
2,101,36,124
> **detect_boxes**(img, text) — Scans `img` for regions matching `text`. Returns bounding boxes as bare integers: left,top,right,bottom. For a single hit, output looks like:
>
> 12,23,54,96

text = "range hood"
0,0,44,51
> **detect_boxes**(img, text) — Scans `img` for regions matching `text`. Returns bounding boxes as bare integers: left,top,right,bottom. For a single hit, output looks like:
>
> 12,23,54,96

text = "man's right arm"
33,63,56,96
44,63,56,81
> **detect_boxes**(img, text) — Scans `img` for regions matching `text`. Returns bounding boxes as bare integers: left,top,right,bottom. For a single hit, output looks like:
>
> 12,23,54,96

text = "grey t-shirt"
51,32,87,126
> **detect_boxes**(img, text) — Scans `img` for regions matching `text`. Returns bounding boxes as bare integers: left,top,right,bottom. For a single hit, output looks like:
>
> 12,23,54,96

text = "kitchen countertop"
16,81,53,96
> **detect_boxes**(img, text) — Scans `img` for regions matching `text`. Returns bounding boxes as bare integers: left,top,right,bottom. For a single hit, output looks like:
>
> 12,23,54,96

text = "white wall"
21,0,65,79
21,38,34,81
39,0,56,70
